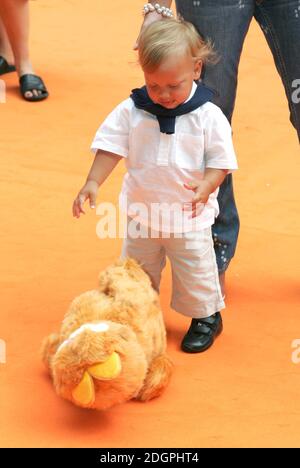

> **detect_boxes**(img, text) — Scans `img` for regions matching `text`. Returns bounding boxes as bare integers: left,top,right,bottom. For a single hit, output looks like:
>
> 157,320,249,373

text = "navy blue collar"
130,82,214,134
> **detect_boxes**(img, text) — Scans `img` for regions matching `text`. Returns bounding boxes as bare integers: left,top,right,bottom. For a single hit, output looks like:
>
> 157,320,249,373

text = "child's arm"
73,150,122,218
183,168,228,218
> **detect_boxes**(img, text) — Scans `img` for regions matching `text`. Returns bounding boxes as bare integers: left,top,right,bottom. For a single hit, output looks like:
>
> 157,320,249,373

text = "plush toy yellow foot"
72,352,122,406
88,352,121,380
41,258,173,410
72,371,94,407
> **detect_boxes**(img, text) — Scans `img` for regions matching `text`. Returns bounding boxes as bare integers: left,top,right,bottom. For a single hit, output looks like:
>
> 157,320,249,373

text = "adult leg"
254,0,300,142
175,0,255,272
0,15,14,64
0,0,46,99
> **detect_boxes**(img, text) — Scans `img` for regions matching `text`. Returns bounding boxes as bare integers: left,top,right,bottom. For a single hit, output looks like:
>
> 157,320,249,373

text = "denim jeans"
176,0,300,272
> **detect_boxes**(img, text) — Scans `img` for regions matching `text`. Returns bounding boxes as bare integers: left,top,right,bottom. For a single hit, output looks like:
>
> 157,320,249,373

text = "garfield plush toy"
41,258,173,410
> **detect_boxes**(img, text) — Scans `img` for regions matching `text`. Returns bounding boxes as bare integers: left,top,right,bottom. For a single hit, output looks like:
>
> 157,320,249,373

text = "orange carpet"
0,0,299,448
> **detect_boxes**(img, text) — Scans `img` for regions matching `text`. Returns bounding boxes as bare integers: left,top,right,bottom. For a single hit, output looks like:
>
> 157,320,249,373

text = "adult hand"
133,11,164,50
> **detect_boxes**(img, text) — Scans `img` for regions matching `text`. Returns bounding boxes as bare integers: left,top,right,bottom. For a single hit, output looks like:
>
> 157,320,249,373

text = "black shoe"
19,74,49,102
181,312,223,353
0,56,16,76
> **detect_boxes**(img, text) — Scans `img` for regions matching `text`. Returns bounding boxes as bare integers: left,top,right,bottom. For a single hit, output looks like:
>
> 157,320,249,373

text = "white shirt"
91,82,238,233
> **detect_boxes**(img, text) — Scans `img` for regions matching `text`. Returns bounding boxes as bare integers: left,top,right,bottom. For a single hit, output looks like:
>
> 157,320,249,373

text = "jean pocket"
175,133,204,170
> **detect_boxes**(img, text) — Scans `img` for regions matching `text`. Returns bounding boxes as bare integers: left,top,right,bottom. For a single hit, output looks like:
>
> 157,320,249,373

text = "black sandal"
19,73,49,102
0,56,16,76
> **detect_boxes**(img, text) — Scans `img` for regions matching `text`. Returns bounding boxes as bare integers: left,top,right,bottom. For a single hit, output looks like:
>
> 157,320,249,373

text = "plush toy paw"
40,333,61,371
137,354,173,401
72,352,122,406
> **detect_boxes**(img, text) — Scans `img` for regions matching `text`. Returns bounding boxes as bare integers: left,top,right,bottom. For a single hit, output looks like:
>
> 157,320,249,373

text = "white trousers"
120,217,225,318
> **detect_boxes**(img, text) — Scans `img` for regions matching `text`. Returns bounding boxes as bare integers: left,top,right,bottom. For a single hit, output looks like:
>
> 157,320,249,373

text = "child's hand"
182,181,213,218
72,180,99,218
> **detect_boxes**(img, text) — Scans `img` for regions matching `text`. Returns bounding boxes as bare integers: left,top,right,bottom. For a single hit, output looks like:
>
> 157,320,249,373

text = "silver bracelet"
142,3,174,18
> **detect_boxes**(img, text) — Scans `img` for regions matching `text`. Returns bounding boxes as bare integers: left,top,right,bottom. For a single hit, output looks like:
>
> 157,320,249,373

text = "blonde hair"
138,19,218,72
